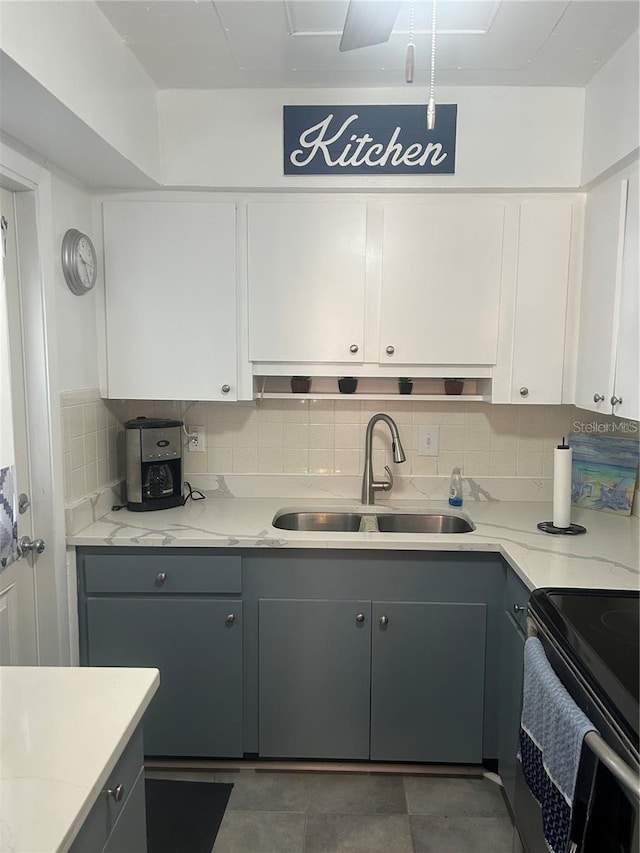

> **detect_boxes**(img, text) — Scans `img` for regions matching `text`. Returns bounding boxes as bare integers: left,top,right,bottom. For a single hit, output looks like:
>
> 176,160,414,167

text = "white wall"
0,1,161,183
50,172,101,392
582,31,640,185
158,86,585,190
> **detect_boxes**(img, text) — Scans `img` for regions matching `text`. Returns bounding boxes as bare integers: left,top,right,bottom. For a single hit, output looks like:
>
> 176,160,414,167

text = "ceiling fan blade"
339,0,403,52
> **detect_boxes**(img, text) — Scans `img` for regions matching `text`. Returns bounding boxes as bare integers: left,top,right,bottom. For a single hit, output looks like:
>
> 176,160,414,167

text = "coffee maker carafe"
125,417,184,511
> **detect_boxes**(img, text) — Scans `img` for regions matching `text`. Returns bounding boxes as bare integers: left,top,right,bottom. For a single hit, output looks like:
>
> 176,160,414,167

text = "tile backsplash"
60,390,639,514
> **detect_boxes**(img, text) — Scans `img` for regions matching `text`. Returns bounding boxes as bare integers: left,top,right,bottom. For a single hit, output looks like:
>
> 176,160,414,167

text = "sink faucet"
362,413,406,505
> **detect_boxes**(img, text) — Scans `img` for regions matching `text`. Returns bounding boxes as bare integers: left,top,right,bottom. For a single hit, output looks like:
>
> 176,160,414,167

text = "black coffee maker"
124,417,185,511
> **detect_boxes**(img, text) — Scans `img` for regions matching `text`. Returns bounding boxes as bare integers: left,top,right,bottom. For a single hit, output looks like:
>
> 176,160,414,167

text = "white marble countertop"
67,495,639,592
0,666,159,853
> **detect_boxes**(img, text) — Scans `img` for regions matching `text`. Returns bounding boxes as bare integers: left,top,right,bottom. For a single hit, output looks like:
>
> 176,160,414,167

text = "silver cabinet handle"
155,572,167,585
386,345,395,355
513,604,526,614
225,613,236,624
355,613,365,623
349,344,359,353
519,386,529,398
611,395,622,406
379,615,389,626
107,784,124,803
593,393,605,403
18,535,45,556
221,384,231,394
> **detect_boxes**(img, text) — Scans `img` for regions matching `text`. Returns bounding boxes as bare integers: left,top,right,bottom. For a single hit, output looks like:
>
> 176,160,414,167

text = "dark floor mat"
146,779,233,853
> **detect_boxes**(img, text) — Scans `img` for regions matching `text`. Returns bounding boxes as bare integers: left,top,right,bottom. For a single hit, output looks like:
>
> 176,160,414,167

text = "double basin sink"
272,508,475,534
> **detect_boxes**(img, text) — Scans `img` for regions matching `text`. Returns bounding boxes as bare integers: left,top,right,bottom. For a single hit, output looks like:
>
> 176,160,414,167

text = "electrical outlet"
418,425,439,457
188,425,205,453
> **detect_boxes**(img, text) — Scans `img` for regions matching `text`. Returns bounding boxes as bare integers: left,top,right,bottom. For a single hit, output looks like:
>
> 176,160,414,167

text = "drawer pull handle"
513,603,525,614
225,613,236,624
156,572,167,585
107,784,124,803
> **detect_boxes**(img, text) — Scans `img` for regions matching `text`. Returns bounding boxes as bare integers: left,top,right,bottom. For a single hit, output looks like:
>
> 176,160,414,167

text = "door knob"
18,535,45,556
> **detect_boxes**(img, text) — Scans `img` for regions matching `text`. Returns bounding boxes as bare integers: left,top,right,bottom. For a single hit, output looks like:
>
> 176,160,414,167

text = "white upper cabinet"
506,201,573,404
575,163,639,420
378,202,505,366
102,201,239,400
247,201,367,364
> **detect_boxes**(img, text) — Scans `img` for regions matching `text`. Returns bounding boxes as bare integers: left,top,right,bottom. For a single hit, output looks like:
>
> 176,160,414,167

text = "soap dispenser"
448,467,463,507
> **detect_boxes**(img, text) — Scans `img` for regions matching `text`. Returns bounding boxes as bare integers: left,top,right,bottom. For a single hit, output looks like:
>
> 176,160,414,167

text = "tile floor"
146,768,517,853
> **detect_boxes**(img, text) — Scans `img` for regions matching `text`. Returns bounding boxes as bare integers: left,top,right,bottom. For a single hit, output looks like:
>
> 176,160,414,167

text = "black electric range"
529,588,639,751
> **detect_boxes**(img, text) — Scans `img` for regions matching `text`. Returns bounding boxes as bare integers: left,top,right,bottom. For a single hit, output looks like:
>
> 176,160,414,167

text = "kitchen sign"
284,104,457,176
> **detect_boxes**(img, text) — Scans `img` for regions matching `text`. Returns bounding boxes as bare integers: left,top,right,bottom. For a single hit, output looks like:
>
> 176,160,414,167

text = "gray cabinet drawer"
83,551,241,594
506,569,530,633
69,727,144,853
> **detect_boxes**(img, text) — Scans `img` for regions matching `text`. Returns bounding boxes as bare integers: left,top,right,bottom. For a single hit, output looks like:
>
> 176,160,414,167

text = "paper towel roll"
553,439,572,529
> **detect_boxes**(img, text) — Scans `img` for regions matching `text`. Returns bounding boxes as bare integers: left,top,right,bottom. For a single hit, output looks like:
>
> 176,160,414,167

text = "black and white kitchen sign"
283,104,457,175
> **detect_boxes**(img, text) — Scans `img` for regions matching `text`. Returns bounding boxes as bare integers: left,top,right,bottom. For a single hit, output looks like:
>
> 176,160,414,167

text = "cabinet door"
103,201,238,400
258,599,370,759
370,601,487,763
498,611,525,811
86,597,242,757
613,163,639,420
379,203,505,365
247,202,367,363
509,202,573,404
102,769,147,853
574,178,628,413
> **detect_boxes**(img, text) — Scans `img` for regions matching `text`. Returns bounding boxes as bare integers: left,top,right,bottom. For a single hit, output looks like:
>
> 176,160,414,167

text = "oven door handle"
526,617,640,804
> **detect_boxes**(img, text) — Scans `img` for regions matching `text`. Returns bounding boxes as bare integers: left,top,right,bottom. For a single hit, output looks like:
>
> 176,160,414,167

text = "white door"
0,188,38,665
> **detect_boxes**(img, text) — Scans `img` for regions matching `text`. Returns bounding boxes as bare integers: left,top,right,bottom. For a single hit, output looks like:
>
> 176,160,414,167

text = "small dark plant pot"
398,378,413,395
338,377,358,394
291,376,311,394
444,379,464,395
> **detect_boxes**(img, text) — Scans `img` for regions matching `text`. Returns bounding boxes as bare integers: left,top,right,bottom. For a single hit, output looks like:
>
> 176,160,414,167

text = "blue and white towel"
518,636,597,853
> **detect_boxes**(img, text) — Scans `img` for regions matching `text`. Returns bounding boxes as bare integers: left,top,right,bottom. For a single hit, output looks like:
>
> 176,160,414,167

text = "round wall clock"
61,228,98,295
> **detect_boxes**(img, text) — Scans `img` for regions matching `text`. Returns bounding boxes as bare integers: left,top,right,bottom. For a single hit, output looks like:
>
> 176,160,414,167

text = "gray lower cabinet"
259,599,371,759
70,728,146,853
258,596,487,763
498,571,529,809
79,547,244,757
371,601,487,763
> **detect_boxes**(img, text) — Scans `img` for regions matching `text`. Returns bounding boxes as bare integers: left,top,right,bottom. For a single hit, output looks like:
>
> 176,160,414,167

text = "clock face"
62,229,97,295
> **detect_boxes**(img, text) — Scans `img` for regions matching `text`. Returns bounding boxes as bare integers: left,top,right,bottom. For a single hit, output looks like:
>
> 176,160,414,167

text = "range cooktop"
530,588,639,747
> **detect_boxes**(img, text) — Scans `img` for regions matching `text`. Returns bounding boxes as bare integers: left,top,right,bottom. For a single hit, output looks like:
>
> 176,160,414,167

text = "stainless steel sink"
375,512,475,534
272,509,474,534
272,511,364,532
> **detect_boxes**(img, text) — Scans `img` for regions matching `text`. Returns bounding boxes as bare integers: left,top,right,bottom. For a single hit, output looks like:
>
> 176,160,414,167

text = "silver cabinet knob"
519,386,529,398
513,604,525,614
221,384,231,394
355,613,365,623
593,393,605,403
155,572,167,585
349,344,359,354
386,345,395,355
18,535,45,556
107,784,124,803
379,615,389,626
611,395,622,406
225,613,236,624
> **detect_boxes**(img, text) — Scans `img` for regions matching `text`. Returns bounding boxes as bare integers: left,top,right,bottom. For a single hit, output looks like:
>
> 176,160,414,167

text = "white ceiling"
96,0,639,89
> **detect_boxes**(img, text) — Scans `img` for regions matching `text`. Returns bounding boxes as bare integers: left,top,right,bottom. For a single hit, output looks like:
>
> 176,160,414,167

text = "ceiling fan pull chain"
405,1,415,84
427,0,437,129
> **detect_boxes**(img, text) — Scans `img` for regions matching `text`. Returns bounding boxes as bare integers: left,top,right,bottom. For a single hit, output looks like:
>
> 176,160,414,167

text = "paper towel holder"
537,521,587,535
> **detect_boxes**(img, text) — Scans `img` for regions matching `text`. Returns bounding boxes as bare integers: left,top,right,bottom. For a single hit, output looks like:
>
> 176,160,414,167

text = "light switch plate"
418,425,439,457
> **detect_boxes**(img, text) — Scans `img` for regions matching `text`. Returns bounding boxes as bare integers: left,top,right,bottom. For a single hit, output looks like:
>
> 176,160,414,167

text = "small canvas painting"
570,434,639,516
